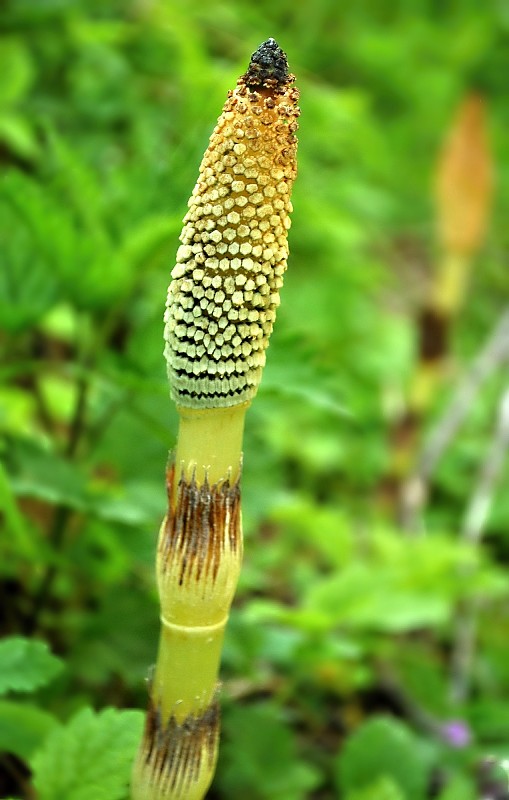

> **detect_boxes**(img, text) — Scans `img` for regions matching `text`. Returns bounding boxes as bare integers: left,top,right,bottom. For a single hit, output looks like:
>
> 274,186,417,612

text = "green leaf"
0,700,58,760
68,587,159,688
0,37,34,107
32,707,144,800
392,646,450,717
436,774,476,800
468,699,509,739
90,481,164,527
220,703,320,800
8,437,88,510
335,716,431,800
0,172,61,330
0,113,40,160
0,459,35,559
115,213,182,285
345,776,406,800
304,564,450,633
0,638,64,695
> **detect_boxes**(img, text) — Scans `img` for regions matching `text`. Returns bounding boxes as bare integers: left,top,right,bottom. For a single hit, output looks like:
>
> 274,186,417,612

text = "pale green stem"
173,404,248,488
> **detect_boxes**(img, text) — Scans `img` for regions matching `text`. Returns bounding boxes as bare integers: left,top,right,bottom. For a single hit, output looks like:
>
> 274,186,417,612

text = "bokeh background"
2,1,509,798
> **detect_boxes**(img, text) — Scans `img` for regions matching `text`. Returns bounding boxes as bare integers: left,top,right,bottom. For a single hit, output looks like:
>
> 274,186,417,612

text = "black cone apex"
244,38,290,88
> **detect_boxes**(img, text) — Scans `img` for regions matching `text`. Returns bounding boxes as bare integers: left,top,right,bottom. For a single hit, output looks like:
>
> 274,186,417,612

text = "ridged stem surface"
173,405,247,490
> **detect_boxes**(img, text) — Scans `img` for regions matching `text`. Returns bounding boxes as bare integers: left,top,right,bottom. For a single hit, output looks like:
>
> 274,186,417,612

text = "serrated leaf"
0,638,64,695
32,707,144,800
0,700,58,760
335,716,431,800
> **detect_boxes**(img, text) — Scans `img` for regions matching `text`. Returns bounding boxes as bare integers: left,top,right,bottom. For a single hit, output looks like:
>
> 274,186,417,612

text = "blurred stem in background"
449,386,509,704
382,94,493,530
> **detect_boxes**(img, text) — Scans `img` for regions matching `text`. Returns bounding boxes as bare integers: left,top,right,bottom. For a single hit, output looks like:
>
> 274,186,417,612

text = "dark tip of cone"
244,38,290,88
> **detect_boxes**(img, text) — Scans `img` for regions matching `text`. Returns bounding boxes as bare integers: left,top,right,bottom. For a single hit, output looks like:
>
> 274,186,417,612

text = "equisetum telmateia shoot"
131,38,299,800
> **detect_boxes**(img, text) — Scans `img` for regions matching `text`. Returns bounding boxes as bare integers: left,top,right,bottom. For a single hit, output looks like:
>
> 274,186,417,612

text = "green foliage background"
1,1,509,798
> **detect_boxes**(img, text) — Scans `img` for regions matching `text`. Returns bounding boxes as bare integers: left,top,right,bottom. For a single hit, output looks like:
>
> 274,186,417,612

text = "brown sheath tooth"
158,461,242,589
136,699,220,798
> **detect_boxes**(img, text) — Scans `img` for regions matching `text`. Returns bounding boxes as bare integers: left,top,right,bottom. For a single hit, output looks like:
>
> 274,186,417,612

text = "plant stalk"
132,38,299,799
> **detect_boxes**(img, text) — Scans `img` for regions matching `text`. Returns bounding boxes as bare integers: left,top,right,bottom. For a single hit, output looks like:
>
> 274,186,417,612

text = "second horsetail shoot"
131,38,299,800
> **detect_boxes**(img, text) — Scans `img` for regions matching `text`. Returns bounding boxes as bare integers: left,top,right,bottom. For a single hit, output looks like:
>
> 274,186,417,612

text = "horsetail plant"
411,93,492,415
131,39,299,800
382,94,492,525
